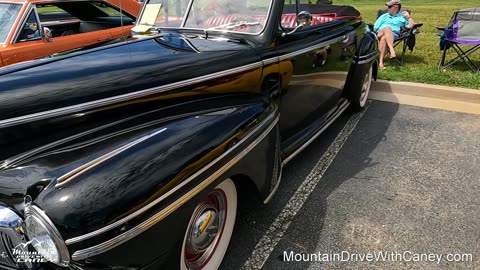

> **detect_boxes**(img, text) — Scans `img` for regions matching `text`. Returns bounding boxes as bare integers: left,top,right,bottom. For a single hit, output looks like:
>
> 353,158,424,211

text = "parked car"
0,0,378,269
0,0,140,67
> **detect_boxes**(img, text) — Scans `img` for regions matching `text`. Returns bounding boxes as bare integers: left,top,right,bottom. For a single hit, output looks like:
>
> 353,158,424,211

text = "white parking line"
242,104,369,270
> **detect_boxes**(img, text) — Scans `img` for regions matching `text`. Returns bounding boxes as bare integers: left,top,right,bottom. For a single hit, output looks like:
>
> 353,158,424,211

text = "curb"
369,80,480,115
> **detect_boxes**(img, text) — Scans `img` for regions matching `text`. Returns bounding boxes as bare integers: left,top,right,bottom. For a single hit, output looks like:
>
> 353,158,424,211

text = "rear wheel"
349,65,373,111
180,179,237,270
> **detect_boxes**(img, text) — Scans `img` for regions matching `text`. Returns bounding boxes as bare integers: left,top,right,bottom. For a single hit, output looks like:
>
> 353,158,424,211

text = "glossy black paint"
0,0,377,269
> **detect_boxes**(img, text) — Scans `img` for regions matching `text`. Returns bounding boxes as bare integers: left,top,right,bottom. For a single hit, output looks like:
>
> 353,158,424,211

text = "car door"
36,3,114,53
1,7,49,66
276,1,358,155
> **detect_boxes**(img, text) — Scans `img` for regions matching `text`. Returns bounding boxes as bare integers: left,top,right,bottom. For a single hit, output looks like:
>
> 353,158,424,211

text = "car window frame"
12,4,45,44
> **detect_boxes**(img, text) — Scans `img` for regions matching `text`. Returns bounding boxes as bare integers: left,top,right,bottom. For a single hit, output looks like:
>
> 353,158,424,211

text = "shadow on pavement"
220,82,400,269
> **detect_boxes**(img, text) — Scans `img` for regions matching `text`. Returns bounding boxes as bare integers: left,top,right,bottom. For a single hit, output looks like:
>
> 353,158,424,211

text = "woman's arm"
373,14,386,32
402,10,415,28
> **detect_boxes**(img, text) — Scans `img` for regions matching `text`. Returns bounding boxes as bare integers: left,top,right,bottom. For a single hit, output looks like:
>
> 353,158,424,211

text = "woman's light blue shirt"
374,12,408,34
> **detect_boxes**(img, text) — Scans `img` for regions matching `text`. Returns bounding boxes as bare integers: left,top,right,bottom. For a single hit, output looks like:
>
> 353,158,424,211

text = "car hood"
0,32,258,123
0,33,261,206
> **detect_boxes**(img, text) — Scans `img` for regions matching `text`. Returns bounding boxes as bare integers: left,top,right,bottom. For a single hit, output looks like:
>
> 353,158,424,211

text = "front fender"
33,101,270,234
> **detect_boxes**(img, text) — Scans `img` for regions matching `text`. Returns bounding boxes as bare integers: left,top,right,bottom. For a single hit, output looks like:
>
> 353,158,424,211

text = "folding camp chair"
375,8,423,66
438,8,480,73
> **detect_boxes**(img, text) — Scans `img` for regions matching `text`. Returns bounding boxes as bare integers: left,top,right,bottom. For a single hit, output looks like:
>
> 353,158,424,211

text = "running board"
282,99,350,166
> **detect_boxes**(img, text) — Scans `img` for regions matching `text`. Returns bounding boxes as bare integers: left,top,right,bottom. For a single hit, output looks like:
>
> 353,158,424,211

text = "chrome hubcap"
184,190,227,269
191,209,218,251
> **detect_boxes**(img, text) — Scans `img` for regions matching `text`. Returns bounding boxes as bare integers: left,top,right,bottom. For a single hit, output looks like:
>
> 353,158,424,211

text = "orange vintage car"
0,0,140,67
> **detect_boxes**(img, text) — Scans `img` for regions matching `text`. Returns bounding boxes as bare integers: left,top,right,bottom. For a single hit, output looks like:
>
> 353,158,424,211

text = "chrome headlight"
24,204,70,267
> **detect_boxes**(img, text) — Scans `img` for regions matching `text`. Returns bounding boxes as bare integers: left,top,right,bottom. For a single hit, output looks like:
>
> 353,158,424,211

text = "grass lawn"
335,0,480,89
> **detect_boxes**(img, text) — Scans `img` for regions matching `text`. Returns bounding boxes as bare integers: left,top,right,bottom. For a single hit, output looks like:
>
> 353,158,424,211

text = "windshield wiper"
207,21,260,31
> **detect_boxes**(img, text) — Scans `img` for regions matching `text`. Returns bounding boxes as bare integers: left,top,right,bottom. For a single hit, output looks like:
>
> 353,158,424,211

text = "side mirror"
43,26,53,41
282,11,313,37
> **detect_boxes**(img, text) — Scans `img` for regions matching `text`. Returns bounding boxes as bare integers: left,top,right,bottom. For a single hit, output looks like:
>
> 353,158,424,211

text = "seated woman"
373,0,414,69
24,23,40,40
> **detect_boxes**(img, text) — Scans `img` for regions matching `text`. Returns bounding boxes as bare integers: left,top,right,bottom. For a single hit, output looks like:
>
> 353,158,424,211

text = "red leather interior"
281,13,337,28
203,13,347,30
203,14,268,28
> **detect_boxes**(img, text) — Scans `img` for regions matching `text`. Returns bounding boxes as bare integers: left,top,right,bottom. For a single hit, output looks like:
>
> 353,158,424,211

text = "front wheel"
349,65,373,112
180,178,237,270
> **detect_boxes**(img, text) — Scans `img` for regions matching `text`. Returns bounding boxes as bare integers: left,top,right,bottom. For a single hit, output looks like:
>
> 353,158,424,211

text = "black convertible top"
283,4,361,17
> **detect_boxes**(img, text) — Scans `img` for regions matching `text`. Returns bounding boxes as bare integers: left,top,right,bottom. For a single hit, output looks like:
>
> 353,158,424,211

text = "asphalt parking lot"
220,100,480,270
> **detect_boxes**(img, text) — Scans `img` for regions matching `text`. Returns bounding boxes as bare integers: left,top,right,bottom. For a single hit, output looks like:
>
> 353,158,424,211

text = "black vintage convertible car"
0,0,378,269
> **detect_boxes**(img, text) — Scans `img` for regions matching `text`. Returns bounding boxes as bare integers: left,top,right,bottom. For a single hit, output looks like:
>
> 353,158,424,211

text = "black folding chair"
369,8,423,66
437,8,480,73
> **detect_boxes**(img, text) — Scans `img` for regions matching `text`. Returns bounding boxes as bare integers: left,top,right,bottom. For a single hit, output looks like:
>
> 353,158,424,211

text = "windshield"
137,0,273,35
0,3,22,43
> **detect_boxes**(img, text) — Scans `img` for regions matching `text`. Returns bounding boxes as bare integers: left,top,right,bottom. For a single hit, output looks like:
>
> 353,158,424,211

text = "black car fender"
343,31,378,100
17,98,279,267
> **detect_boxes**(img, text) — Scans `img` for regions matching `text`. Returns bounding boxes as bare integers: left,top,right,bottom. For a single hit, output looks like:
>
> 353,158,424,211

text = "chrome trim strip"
354,54,377,65
70,112,279,260
263,171,282,204
282,99,350,166
262,57,279,66
180,0,194,28
354,50,377,60
2,106,231,169
278,31,356,61
55,128,167,188
0,62,263,129
66,110,278,246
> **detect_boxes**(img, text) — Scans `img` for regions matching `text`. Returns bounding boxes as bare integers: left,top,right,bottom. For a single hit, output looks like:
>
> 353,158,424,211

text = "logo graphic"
1,238,51,267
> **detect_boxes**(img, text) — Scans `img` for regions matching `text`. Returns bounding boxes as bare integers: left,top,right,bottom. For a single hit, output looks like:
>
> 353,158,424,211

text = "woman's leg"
382,26,396,58
378,35,387,68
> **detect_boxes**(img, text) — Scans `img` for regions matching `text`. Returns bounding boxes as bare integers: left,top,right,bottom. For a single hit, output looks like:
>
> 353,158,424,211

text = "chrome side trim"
282,99,349,166
55,128,167,188
2,104,225,169
278,31,356,61
0,62,263,129
66,110,278,245
262,57,279,66
70,112,279,260
263,171,282,204
353,54,377,65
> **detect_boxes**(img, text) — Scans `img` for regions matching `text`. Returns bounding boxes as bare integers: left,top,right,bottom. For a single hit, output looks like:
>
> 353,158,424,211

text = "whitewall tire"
350,65,373,111
180,178,237,270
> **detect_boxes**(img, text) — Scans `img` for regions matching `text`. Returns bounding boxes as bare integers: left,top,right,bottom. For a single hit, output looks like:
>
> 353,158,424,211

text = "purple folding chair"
438,8,480,72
